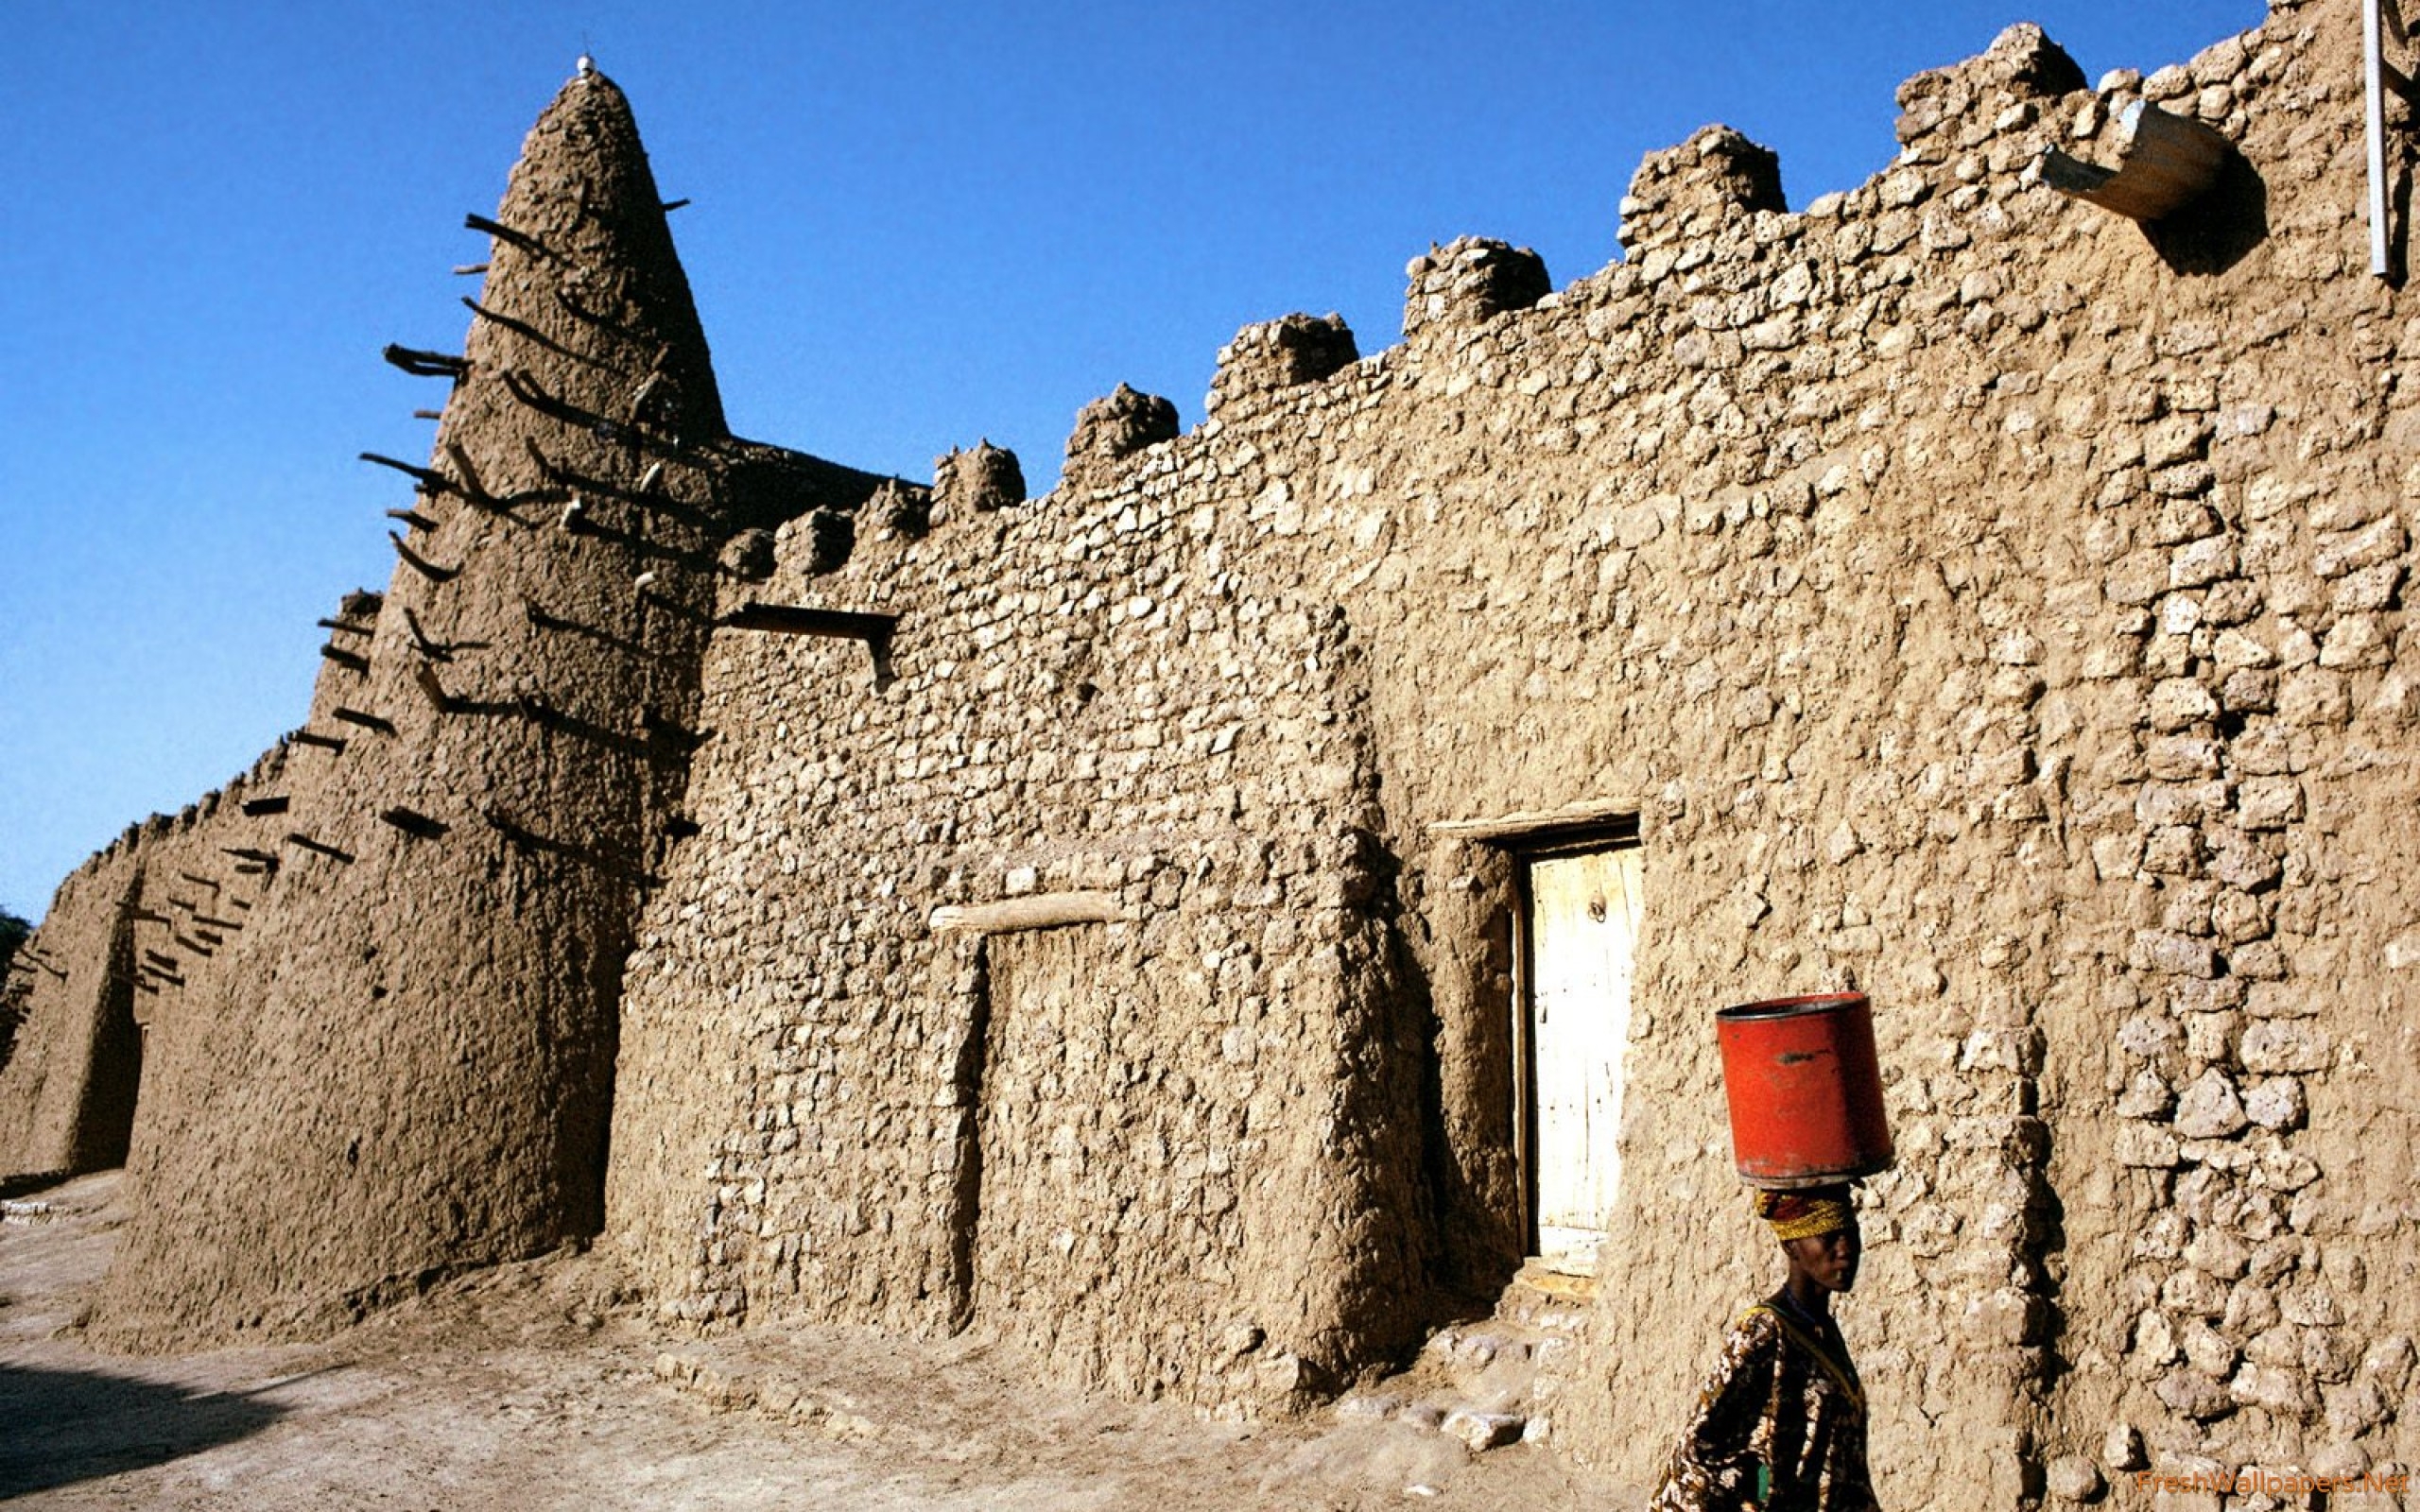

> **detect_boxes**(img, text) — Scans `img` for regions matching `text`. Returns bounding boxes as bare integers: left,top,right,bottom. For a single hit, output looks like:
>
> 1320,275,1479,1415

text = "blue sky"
0,1,2263,919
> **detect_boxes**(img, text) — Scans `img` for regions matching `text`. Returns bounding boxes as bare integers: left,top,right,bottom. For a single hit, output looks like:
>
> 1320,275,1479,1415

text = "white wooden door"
1527,845,1643,1273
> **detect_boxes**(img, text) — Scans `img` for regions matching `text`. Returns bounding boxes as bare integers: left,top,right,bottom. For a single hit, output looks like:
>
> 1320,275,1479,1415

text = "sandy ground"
2,1173,1628,1509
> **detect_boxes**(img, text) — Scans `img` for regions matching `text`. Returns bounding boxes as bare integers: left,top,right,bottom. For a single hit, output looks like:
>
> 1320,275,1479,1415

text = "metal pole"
2369,0,2393,277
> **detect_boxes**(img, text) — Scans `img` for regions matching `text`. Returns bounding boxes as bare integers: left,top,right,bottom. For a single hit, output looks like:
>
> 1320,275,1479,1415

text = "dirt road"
2,1174,1624,1509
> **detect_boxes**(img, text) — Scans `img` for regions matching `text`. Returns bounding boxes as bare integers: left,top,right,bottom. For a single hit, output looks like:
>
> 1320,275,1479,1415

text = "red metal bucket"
1716,992,1894,1190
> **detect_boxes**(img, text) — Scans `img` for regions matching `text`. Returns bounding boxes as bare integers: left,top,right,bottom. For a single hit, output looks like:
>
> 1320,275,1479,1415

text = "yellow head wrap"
1754,1188,1855,1243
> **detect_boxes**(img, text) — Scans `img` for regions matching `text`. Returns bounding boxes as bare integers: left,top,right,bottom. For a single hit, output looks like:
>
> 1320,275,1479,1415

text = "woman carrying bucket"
1648,993,1893,1512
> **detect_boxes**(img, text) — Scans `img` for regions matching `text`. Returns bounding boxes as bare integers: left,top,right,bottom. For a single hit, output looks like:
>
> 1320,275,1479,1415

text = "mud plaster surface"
1,1173,1623,1509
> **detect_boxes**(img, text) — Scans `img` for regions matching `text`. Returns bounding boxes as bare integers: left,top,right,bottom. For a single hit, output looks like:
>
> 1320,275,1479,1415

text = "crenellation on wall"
1893,22,2088,164
1061,383,1181,496
1401,237,1552,340
1204,312,1360,417
1617,125,1787,262
932,440,1027,520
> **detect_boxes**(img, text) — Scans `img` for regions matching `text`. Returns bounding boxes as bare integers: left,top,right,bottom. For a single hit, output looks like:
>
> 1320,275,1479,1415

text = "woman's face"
1784,1220,1862,1293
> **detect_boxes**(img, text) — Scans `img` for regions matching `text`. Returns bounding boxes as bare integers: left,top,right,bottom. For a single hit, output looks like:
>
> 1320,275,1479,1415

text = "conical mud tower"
95,67,881,1346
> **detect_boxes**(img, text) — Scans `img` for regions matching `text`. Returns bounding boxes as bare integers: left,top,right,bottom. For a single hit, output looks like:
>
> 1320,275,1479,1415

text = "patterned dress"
1647,1293,1877,1511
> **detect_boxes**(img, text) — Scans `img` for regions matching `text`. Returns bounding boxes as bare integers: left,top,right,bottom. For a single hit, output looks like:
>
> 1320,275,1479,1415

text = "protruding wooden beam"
462,297,596,365
239,796,291,817
502,367,610,428
408,660,459,714
719,602,898,642
360,452,456,496
286,833,354,864
443,442,497,508
291,730,347,753
320,644,370,673
331,707,396,736
402,607,449,663
383,344,467,379
379,807,450,840
464,213,551,260
386,507,439,531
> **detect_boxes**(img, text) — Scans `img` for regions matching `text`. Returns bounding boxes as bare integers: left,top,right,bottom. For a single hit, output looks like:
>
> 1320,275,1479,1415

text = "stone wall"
13,5,2417,1505
606,3,2415,1502
604,459,1439,1406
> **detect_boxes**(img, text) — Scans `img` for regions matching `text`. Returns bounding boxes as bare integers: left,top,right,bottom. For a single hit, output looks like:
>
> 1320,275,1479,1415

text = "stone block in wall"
1617,125,1784,259
932,441,1026,520
2171,1070,2247,1139
1401,236,1550,338
1205,313,1357,415
1061,383,1179,490
2239,1022,2329,1074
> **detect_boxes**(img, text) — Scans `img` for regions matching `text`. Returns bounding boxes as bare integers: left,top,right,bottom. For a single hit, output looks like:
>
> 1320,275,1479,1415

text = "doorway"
1515,833,1643,1275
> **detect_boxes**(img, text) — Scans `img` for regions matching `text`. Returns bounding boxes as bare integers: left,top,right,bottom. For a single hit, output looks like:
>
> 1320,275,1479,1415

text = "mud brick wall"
0,746,293,1184
0,848,141,1182
88,70,884,1349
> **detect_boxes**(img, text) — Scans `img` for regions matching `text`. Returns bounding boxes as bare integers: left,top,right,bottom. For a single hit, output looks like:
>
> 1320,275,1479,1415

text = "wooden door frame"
1505,816,1641,1261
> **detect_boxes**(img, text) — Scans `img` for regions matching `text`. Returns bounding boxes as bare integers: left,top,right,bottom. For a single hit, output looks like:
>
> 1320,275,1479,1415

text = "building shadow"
0,1365,287,1497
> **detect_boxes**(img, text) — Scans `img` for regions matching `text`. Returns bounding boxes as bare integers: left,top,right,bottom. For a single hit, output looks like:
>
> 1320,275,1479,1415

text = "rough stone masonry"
6,5,2416,1507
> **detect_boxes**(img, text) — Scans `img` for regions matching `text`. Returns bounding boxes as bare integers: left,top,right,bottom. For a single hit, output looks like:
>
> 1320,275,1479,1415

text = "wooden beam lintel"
928,891,1123,935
